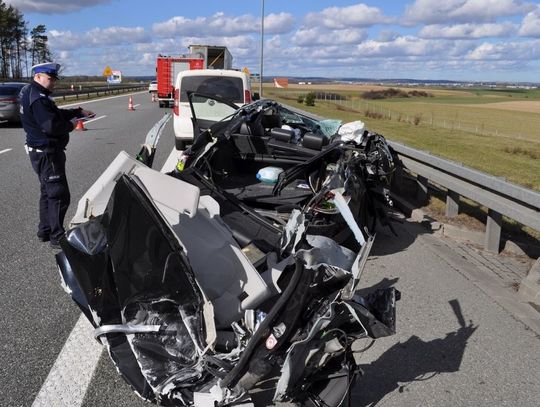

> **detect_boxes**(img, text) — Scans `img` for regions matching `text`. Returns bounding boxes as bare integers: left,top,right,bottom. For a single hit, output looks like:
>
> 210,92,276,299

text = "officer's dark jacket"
19,80,83,150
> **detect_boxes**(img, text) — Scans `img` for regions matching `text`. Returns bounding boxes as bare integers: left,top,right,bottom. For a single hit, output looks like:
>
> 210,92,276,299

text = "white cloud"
153,12,295,38
48,27,150,50
518,6,540,37
404,0,534,24
152,16,205,37
47,30,81,51
139,53,156,65
305,3,392,28
205,13,260,35
5,0,111,14
466,39,540,59
291,27,367,46
420,23,515,38
86,26,151,46
264,12,296,34
467,42,506,59
133,38,186,56
356,36,448,57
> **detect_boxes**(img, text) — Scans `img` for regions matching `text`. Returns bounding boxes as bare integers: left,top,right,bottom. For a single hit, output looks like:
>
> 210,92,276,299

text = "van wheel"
175,139,186,151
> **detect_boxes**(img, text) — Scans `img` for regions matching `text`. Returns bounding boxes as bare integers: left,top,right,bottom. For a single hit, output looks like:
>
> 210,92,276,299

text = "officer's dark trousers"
29,150,71,243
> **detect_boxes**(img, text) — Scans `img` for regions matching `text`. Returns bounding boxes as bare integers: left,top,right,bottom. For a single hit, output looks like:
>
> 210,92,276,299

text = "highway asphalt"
0,93,538,406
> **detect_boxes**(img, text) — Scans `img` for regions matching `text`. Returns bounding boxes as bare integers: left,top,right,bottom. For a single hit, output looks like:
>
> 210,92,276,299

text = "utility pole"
259,0,265,97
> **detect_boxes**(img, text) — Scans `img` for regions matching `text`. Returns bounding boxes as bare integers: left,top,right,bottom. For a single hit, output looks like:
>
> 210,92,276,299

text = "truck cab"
156,56,204,108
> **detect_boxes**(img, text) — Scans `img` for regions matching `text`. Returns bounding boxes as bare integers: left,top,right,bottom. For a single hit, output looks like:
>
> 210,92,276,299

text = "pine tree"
0,0,15,78
0,0,30,79
30,24,51,67
11,9,27,78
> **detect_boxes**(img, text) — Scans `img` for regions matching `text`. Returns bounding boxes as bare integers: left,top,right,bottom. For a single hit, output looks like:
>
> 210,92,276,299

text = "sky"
6,0,540,82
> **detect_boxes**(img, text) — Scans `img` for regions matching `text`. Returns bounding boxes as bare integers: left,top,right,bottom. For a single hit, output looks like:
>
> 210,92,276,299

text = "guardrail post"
416,175,429,205
445,190,460,218
485,209,502,252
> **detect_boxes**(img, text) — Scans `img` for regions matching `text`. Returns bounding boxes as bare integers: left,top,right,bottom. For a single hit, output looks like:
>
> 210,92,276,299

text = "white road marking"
32,155,174,405
133,104,141,108
31,315,102,407
84,115,107,124
0,148,12,155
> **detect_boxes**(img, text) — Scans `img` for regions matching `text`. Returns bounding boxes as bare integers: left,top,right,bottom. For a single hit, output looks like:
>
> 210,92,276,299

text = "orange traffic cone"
128,96,135,111
74,119,86,131
151,93,156,102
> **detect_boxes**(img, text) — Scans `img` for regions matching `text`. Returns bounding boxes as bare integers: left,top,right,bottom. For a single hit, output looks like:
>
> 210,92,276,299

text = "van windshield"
180,76,243,103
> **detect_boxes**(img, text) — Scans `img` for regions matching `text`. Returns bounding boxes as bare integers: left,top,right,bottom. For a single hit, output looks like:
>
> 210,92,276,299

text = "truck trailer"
188,45,233,70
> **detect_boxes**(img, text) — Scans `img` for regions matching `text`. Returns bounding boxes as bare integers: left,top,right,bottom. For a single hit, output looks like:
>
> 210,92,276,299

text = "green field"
264,86,540,191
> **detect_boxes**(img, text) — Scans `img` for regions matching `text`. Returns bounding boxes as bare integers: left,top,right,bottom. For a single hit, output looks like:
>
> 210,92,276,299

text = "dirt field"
455,100,540,114
285,83,460,96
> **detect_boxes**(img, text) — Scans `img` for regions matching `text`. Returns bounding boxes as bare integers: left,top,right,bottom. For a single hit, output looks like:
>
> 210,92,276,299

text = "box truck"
188,45,233,69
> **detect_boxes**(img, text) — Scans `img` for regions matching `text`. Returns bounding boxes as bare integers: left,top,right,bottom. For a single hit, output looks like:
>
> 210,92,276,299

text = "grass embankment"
264,86,540,192
265,84,540,243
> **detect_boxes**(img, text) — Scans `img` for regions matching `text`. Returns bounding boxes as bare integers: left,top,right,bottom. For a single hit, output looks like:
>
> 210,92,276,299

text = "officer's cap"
32,62,61,79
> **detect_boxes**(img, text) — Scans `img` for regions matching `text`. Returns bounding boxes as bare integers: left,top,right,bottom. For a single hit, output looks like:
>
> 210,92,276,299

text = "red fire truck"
156,56,204,107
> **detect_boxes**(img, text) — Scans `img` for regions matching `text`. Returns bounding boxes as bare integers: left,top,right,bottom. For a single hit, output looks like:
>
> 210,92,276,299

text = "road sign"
102,66,113,76
107,70,122,84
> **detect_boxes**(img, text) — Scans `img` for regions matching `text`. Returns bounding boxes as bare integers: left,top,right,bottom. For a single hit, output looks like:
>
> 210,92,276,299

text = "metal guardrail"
389,141,540,252
53,84,147,102
285,103,540,252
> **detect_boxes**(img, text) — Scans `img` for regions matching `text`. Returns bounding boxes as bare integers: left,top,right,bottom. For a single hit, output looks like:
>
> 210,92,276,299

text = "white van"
173,69,253,150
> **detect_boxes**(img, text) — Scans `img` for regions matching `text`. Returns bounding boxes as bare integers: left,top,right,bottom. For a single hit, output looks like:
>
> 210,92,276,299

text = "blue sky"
6,0,540,82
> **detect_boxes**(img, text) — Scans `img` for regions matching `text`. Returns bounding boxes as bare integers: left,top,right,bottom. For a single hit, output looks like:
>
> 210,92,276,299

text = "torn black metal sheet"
59,174,214,404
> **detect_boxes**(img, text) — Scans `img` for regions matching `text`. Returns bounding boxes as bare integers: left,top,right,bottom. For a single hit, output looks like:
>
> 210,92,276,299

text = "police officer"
20,62,95,249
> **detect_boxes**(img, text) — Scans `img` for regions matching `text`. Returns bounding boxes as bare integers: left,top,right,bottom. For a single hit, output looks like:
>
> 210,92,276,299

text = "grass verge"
265,88,540,191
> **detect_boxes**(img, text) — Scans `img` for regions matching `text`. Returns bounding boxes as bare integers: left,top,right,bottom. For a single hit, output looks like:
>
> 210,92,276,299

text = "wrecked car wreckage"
55,99,400,406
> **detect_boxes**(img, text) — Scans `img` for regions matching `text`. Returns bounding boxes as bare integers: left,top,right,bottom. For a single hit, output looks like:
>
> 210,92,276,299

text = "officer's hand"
81,109,95,118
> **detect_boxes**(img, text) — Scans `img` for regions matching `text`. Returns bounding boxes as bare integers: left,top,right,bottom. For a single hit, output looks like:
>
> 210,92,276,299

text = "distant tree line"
0,0,52,79
362,88,433,100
